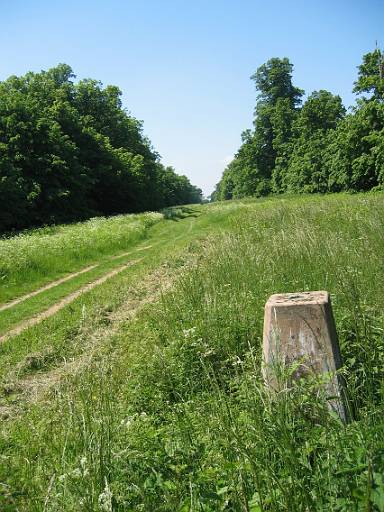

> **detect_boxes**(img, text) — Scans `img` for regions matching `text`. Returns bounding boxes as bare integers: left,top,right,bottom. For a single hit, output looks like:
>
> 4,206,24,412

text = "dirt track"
0,259,140,344
0,265,98,313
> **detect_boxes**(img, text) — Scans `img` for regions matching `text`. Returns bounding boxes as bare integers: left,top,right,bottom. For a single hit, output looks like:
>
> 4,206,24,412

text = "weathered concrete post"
262,291,346,421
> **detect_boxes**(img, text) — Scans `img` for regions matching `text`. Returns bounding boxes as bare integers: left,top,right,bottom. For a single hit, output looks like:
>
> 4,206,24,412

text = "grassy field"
1,194,384,511
0,212,163,303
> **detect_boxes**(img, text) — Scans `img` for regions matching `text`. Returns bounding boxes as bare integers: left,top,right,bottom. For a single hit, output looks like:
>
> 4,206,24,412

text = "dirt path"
0,259,140,344
0,259,178,419
0,217,199,416
0,243,156,314
0,265,98,313
110,244,153,260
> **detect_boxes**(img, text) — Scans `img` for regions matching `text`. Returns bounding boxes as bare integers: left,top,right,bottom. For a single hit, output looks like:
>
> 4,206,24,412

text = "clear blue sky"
2,0,382,195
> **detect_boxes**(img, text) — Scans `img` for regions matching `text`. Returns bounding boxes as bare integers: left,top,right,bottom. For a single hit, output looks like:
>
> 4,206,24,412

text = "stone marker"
262,291,346,421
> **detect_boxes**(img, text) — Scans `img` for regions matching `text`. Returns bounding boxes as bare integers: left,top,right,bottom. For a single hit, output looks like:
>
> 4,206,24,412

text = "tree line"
213,49,384,200
0,64,202,233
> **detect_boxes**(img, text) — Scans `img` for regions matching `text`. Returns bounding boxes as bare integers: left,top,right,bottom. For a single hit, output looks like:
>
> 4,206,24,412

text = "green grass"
0,202,243,384
1,194,384,511
0,211,163,303
0,203,251,340
0,243,152,336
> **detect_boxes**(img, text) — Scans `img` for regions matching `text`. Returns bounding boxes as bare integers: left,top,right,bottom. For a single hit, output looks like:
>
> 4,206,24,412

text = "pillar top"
266,290,329,307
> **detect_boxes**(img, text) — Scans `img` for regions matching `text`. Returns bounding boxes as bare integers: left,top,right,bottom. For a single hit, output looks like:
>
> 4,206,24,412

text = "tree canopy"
213,49,384,201
0,64,202,233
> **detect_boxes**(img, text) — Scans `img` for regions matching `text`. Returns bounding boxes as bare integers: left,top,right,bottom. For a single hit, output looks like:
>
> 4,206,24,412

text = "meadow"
1,193,384,511
0,211,163,303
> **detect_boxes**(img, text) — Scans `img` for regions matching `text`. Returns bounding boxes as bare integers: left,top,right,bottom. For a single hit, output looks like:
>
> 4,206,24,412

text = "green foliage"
251,57,303,107
353,48,384,100
284,91,346,192
0,65,202,233
215,57,302,200
326,100,384,191
215,49,384,199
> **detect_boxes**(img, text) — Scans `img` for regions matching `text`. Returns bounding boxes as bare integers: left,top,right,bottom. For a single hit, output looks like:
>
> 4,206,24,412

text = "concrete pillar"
262,291,346,421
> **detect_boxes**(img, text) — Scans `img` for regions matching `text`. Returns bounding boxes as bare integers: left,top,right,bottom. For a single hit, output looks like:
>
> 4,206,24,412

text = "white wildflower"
183,327,196,337
80,456,89,477
202,347,215,358
120,414,137,428
98,478,113,512
71,468,82,479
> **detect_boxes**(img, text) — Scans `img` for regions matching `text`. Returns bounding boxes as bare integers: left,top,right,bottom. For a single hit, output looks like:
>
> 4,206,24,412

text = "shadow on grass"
162,206,201,221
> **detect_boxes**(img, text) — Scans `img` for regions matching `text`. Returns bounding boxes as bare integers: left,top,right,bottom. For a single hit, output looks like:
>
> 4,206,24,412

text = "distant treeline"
0,64,202,233
213,49,384,200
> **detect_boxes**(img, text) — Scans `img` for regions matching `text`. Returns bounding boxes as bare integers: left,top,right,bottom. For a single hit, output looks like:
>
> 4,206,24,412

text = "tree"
284,91,345,192
270,97,299,192
353,48,384,100
326,100,384,191
251,58,303,191
214,50,384,200
215,57,303,198
325,49,384,192
251,57,303,107
0,64,201,232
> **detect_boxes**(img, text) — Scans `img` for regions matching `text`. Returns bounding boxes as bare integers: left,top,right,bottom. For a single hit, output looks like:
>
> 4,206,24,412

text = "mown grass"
0,243,153,336
1,194,384,511
0,202,243,386
0,212,162,303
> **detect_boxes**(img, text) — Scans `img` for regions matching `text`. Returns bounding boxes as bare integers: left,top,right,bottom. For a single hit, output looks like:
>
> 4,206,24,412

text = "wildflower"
232,356,244,366
202,347,215,358
98,478,113,512
71,468,82,479
183,327,196,337
80,456,89,477
120,414,137,428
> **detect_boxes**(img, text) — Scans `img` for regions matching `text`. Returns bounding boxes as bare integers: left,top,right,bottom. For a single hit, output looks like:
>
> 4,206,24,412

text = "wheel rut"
0,259,179,420
0,244,154,313
0,259,141,344
0,265,98,313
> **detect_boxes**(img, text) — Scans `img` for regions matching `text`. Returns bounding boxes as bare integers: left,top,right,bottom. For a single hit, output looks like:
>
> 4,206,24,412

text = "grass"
1,193,384,511
0,202,244,385
0,211,162,303
0,203,251,340
0,244,151,336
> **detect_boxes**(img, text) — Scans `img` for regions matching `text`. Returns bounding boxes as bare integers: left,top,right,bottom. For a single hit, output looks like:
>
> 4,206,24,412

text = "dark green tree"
0,64,201,232
215,57,303,199
326,100,384,191
285,90,346,192
215,49,384,200
325,48,384,192
353,47,384,100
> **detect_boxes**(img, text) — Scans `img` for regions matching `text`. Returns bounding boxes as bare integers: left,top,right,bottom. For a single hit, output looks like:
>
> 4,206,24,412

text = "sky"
1,0,383,196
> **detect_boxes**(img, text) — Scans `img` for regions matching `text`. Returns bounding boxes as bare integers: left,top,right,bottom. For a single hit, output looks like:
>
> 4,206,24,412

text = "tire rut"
0,259,141,344
0,261,177,419
0,265,98,313
0,244,155,313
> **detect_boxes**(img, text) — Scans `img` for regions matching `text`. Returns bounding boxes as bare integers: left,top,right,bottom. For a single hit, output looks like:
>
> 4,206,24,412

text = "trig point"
262,291,346,421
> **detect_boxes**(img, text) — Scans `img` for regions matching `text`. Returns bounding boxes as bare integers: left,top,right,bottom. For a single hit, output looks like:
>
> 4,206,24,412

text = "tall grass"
0,212,162,301
2,193,384,511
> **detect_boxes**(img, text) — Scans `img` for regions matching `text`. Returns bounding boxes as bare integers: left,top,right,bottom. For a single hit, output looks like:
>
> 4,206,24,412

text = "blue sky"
2,0,383,195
